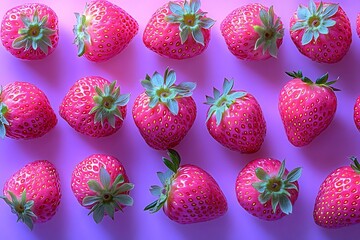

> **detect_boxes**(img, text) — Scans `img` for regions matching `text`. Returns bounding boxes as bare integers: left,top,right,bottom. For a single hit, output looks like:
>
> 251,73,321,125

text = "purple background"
1,0,360,239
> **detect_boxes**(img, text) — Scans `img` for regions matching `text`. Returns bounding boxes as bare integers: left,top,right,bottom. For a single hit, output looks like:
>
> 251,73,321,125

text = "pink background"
1,0,360,239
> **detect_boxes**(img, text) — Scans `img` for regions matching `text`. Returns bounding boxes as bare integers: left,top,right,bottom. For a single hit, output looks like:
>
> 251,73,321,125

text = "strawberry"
71,154,134,223
354,96,360,131
1,160,61,230
278,71,338,147
220,4,284,60
132,68,196,150
143,0,215,60
313,157,360,228
73,0,139,62
357,13,360,38
1,3,59,60
205,78,266,153
236,158,302,221
290,0,352,63
0,82,57,140
145,149,227,224
59,76,130,138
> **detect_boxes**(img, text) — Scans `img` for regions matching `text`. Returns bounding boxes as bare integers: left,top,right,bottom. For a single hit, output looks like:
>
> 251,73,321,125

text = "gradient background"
1,0,360,239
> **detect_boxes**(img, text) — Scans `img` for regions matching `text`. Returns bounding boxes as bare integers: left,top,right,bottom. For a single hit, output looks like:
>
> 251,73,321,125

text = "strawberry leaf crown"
0,87,10,139
89,80,130,128
73,10,90,57
205,78,246,126
144,149,181,213
82,167,134,223
253,6,284,58
252,160,302,215
165,0,215,45
291,0,339,45
350,156,360,174
141,67,196,115
1,190,37,230
286,70,340,91
12,10,56,55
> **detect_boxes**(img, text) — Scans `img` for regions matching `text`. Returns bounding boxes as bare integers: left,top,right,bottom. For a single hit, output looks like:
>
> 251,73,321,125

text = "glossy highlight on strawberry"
1,160,61,230
1,3,59,60
145,149,228,224
0,82,57,140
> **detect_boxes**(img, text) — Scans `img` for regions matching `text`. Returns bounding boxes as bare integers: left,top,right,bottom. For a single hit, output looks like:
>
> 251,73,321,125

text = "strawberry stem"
286,71,340,91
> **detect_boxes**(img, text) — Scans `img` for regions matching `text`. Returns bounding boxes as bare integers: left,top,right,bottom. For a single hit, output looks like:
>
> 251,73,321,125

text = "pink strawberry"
357,13,360,38
313,157,360,228
220,4,284,60
59,76,129,138
205,78,266,153
1,160,61,230
1,3,59,60
132,68,196,150
354,96,360,131
236,158,302,221
145,149,227,224
143,0,215,59
278,71,338,147
290,1,352,63
71,154,134,223
73,0,138,62
0,82,57,140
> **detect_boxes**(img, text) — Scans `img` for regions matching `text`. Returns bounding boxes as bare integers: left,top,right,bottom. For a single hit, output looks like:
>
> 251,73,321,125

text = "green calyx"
141,67,196,115
73,10,91,57
291,0,339,45
83,167,134,223
165,0,215,45
144,149,180,213
1,190,37,230
350,156,360,174
0,87,9,139
253,6,284,58
252,161,302,215
12,10,55,54
205,78,247,126
89,81,130,128
286,70,340,91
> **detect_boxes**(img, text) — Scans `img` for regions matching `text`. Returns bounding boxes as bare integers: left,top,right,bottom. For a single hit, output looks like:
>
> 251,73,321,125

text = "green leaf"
258,191,271,204
149,185,162,197
255,168,270,181
87,180,103,193
83,196,100,206
180,27,190,44
167,99,179,115
301,29,314,45
190,0,201,13
104,203,115,219
279,195,292,214
92,205,105,223
252,181,267,193
271,194,280,212
191,27,204,45
286,167,302,183
167,149,181,170
114,195,134,206
169,2,184,15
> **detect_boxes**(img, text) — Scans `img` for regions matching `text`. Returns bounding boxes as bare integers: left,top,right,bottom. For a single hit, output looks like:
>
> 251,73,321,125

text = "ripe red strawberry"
143,0,215,59
1,3,59,60
313,157,360,228
278,71,338,147
71,154,134,223
59,76,129,138
236,158,302,221
354,96,360,131
73,0,138,62
132,68,196,150
290,1,352,63
220,4,284,60
1,160,61,230
0,82,57,140
205,78,266,153
145,149,227,224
